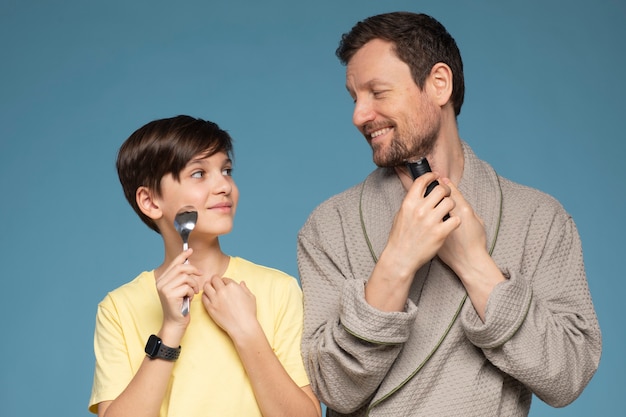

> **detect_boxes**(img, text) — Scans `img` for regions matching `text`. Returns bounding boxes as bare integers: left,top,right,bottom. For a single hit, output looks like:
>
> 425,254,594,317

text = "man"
297,12,601,416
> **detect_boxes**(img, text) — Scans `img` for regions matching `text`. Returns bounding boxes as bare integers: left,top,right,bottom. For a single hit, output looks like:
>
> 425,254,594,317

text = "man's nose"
352,98,375,128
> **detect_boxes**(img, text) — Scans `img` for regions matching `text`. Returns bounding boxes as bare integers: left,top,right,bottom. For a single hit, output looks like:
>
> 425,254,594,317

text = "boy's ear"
427,62,453,108
136,186,163,220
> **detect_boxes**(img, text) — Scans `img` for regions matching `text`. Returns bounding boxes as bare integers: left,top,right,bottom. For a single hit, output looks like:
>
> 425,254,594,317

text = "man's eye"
222,168,233,177
191,171,204,178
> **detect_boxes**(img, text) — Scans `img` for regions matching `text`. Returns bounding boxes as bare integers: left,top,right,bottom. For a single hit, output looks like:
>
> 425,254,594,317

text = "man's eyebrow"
365,78,393,88
346,78,393,92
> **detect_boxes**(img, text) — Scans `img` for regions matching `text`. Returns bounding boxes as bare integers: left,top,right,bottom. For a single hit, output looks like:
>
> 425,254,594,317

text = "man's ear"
428,62,453,108
136,186,163,220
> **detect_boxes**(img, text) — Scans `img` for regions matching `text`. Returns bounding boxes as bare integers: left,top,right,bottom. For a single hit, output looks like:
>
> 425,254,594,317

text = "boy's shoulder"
100,270,155,306
227,257,301,295
228,256,294,281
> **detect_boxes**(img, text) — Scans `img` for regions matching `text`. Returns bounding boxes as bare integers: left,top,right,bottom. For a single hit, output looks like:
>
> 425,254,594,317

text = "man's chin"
372,151,410,168
373,157,406,168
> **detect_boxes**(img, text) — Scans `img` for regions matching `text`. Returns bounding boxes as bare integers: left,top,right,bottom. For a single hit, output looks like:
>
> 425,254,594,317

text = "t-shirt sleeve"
88,295,134,414
273,278,310,388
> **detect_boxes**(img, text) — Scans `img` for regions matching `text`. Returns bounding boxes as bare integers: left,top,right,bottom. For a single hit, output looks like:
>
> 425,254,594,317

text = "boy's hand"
155,249,201,329
201,276,259,341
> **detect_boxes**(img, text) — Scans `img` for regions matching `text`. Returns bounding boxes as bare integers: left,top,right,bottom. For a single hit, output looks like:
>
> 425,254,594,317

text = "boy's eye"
222,168,233,177
191,170,204,178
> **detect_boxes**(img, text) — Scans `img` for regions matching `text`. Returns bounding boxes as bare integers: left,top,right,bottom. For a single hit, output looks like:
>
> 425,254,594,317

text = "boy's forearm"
232,324,321,417
100,356,174,417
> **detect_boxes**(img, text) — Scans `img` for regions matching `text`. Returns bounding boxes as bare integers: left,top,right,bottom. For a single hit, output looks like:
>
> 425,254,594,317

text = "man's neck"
396,132,464,191
427,134,464,185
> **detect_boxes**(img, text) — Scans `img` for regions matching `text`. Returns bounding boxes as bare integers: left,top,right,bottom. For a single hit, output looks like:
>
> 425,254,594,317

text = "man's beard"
371,127,438,168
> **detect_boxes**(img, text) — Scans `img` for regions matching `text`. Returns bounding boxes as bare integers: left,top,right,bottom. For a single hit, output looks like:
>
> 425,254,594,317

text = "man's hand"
437,179,505,320
384,172,458,276
366,172,459,312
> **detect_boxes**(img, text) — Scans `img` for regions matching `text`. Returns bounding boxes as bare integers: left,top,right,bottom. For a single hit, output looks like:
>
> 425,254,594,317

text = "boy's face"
157,151,238,238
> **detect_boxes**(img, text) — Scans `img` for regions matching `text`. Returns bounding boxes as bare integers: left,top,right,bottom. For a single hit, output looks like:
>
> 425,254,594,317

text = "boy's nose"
214,175,232,194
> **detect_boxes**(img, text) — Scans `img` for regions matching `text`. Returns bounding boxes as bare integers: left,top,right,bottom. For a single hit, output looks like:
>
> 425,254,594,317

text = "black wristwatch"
144,334,181,361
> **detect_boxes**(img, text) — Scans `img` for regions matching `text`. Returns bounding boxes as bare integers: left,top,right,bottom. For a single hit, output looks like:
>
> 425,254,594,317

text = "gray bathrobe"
297,143,601,416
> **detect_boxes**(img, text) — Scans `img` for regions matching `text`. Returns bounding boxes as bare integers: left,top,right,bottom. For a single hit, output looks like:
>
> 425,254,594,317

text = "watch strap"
145,334,181,361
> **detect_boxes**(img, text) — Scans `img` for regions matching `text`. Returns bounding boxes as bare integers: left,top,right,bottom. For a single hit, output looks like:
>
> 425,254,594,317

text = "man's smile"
370,127,393,139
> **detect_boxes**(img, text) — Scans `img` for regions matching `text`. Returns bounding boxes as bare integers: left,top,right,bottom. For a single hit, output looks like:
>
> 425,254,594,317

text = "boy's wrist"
158,324,186,347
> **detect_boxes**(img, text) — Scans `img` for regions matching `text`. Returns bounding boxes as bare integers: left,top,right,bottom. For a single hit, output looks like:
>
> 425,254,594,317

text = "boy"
89,115,321,417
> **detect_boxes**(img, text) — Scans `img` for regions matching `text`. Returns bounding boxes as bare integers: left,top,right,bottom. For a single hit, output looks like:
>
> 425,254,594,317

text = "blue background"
1,0,624,415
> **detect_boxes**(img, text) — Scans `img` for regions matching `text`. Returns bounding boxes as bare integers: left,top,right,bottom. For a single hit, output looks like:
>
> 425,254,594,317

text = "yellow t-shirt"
89,256,310,416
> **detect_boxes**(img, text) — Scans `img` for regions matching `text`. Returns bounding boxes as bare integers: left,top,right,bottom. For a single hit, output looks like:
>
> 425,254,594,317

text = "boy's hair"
116,115,234,234
336,11,465,117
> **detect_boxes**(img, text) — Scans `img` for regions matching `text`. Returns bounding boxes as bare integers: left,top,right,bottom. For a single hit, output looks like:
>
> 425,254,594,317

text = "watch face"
145,335,161,357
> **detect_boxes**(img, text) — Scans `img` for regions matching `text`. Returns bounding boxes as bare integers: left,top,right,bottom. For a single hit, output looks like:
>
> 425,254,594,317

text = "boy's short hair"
116,115,234,233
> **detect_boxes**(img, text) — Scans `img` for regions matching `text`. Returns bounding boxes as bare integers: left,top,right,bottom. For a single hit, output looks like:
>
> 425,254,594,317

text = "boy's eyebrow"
216,157,233,166
187,158,204,166
188,156,232,166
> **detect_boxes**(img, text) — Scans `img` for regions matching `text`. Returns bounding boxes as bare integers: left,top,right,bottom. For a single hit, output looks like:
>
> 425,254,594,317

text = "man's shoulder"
500,176,562,206
306,168,393,215
314,181,363,211
498,175,570,222
298,179,365,239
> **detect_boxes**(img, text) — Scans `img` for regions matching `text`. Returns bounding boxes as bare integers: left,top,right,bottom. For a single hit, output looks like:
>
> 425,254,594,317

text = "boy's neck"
156,238,231,286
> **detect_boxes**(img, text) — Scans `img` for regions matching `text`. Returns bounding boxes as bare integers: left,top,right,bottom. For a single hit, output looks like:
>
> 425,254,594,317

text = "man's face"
345,39,441,167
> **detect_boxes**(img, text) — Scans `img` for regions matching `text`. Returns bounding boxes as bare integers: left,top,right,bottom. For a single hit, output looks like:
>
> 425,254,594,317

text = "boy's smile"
158,151,238,238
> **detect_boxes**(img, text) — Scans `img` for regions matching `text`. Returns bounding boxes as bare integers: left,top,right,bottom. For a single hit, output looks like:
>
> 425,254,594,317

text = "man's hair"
116,115,233,233
336,12,465,116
